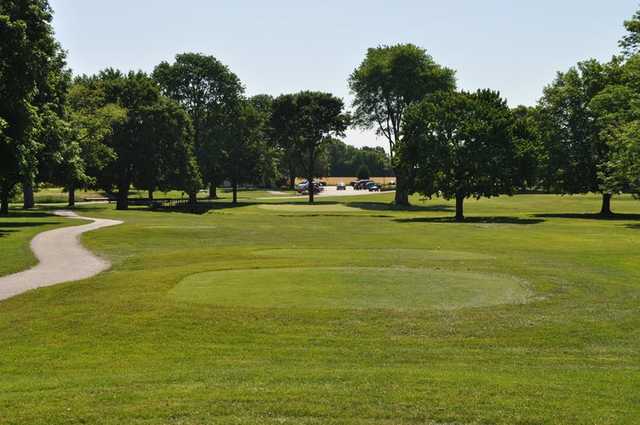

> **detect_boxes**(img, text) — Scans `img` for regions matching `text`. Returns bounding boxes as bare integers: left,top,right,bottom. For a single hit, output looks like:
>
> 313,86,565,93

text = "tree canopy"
349,43,456,205
153,53,244,198
403,89,516,221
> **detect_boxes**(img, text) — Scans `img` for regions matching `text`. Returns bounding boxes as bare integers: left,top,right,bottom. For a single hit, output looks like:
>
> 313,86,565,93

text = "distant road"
258,186,394,200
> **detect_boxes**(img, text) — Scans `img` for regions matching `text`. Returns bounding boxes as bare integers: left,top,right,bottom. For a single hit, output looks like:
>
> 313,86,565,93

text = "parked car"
355,179,372,190
367,182,381,192
337,182,346,191
297,180,323,194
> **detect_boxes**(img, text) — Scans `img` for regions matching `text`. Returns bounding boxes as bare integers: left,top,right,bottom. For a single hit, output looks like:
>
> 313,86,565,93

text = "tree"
277,92,349,203
537,59,622,215
356,164,370,180
90,70,200,210
61,79,126,206
153,53,243,198
590,55,640,198
349,44,456,205
218,101,264,204
511,105,545,190
132,98,202,203
271,94,302,189
620,7,640,57
0,0,66,214
325,139,391,177
248,94,279,188
403,90,516,221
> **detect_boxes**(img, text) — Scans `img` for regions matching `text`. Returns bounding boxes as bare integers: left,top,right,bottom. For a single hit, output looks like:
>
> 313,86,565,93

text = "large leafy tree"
403,90,516,221
0,0,66,214
295,91,349,203
349,44,456,205
132,98,202,203
620,7,640,57
59,78,126,206
537,59,622,215
90,70,200,210
219,101,265,204
591,55,640,197
248,94,279,188
153,53,243,198
273,92,349,202
271,94,303,189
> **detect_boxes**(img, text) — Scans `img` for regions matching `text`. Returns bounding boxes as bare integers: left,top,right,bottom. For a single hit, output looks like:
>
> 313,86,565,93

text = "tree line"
349,10,640,220
3,1,640,218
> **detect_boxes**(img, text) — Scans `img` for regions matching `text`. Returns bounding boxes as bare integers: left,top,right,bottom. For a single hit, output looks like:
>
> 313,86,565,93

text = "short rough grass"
0,193,639,424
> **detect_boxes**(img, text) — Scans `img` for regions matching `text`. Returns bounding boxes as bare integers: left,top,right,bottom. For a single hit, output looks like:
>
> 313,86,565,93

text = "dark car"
354,179,371,190
337,182,346,191
367,181,381,192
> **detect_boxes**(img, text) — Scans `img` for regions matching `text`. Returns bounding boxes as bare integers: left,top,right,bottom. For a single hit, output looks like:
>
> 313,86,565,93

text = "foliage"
219,100,265,203
620,7,640,57
356,164,370,180
291,91,350,202
590,55,640,196
403,90,516,220
325,139,391,177
349,44,456,204
77,70,201,209
536,58,623,214
0,0,66,213
270,94,303,188
153,53,244,194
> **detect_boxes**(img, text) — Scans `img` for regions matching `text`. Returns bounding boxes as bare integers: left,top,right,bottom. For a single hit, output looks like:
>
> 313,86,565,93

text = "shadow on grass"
395,216,545,225
2,211,55,218
534,213,640,221
0,220,59,237
125,201,256,215
345,202,454,212
277,214,394,219
0,221,60,228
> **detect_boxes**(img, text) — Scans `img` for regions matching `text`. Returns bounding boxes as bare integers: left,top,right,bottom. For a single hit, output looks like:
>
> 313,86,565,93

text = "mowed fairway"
0,193,639,424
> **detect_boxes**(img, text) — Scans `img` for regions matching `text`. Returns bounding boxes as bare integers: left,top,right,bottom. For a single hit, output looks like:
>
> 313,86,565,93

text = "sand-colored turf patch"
169,267,531,311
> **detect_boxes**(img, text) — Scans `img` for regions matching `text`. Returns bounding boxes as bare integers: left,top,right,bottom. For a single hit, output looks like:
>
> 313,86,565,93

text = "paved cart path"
0,210,122,301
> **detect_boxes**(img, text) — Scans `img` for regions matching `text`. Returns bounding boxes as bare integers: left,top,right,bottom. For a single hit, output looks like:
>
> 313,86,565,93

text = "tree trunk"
0,187,9,215
455,195,464,222
68,185,76,207
289,174,296,190
188,191,197,205
600,193,613,216
209,180,217,199
308,150,315,204
232,178,238,204
393,171,410,206
23,180,34,209
116,179,129,210
148,189,154,201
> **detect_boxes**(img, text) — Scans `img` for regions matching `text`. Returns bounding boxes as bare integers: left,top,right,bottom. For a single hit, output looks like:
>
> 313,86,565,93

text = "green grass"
0,211,83,276
170,267,531,310
0,193,639,424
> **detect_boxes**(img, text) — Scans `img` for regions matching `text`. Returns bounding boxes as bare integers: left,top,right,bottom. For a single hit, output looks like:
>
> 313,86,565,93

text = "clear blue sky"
50,0,636,150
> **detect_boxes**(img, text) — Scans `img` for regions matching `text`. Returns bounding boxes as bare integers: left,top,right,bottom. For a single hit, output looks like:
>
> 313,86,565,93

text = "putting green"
169,267,532,311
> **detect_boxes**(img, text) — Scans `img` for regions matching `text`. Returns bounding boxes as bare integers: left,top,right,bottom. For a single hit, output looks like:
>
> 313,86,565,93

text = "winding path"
0,210,122,301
